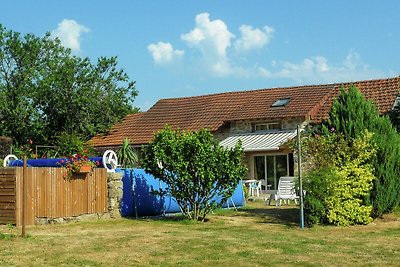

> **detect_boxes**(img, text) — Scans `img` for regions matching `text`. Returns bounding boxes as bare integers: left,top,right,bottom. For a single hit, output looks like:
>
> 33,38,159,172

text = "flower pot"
77,164,92,173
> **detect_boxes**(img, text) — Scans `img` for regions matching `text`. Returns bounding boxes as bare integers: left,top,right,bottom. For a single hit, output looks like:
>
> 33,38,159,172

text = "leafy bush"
329,85,400,217
142,126,247,221
11,140,35,159
324,163,374,226
303,130,376,226
56,133,95,157
304,194,326,226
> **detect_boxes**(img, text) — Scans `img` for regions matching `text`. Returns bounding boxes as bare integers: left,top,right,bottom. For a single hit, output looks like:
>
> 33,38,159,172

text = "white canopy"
220,130,297,152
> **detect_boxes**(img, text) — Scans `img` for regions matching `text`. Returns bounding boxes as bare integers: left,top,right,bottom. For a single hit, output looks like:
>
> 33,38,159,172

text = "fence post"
21,156,27,237
297,125,304,229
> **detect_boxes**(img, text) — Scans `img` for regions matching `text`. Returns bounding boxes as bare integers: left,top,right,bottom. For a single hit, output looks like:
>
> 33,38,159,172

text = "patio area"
244,178,300,206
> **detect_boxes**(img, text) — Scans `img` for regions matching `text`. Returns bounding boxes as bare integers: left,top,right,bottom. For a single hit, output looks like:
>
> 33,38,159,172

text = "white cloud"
150,13,276,77
266,51,384,83
51,19,89,52
181,13,233,57
147,42,184,64
150,13,388,83
258,67,271,77
343,50,361,70
181,13,234,76
279,56,329,76
235,25,274,52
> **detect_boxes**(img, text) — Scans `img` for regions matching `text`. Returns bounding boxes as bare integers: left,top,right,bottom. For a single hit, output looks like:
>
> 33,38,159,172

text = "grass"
1,201,400,266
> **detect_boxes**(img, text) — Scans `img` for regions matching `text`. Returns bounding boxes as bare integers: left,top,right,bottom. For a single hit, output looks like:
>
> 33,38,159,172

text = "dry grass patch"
1,202,400,266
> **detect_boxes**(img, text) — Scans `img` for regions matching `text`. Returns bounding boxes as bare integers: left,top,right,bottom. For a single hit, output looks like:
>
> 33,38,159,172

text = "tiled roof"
89,77,400,147
312,77,400,122
89,112,144,147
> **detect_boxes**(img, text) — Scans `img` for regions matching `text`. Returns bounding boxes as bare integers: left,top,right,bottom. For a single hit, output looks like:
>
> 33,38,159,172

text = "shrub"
324,163,374,226
304,194,326,226
142,126,247,221
303,130,376,226
56,133,95,157
117,138,138,168
329,85,400,217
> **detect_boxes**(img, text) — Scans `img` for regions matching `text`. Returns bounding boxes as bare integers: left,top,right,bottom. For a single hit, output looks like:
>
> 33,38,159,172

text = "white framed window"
254,122,281,132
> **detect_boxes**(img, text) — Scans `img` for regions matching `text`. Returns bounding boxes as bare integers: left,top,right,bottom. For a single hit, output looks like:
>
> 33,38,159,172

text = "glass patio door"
253,154,289,190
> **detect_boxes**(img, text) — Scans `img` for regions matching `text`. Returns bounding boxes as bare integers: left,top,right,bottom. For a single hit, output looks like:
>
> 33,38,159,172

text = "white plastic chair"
250,180,262,197
269,176,298,206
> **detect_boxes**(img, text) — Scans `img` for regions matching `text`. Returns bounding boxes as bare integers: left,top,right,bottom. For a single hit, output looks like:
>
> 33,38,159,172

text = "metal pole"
297,125,304,229
22,156,27,237
131,169,138,219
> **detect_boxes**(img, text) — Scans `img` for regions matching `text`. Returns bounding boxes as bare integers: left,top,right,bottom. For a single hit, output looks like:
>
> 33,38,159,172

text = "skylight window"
271,98,291,107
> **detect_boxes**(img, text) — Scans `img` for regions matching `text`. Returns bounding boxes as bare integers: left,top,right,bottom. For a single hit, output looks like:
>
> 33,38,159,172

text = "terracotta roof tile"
89,113,144,147
312,77,400,122
90,77,400,147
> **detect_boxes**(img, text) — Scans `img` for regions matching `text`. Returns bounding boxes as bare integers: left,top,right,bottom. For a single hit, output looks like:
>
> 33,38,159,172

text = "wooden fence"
0,167,108,226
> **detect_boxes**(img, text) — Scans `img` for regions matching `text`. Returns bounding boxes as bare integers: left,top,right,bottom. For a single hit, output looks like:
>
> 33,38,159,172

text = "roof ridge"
157,76,400,102
90,76,400,147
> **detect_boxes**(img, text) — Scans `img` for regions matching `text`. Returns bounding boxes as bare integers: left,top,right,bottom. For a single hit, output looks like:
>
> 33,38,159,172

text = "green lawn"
1,202,400,266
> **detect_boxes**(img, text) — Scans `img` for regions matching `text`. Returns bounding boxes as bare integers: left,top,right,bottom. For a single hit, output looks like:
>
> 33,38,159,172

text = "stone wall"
230,120,253,134
107,172,123,218
230,118,306,135
281,118,307,130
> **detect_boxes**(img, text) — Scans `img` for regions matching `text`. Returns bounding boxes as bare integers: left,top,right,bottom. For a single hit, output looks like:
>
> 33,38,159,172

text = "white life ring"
3,154,18,167
102,150,118,173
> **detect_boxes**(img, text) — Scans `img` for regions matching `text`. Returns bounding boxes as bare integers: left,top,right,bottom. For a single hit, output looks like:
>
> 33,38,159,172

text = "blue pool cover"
119,168,245,217
8,157,103,167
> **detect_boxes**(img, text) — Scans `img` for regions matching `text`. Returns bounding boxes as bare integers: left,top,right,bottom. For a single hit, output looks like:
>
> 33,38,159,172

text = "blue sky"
2,1,400,110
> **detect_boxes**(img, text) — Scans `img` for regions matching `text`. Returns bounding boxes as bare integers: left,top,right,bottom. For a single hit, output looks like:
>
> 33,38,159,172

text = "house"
89,77,400,191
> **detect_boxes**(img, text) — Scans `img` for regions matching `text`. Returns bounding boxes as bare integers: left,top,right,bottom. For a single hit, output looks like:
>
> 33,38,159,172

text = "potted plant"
63,154,98,180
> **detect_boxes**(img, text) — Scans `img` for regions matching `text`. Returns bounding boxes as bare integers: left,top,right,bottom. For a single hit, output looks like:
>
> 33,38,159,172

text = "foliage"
0,24,138,146
55,133,95,157
303,130,376,226
328,85,400,217
33,146,60,159
0,136,12,159
329,86,379,138
142,126,247,221
116,138,138,168
11,139,35,158
62,153,99,180
389,93,400,132
242,183,249,199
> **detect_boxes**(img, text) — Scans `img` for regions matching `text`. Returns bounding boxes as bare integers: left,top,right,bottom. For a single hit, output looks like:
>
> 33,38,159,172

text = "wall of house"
229,117,305,135
213,122,231,141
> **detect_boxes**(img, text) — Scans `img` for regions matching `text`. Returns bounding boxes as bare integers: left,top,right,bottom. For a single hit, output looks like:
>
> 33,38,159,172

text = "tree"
141,126,247,221
329,86,379,138
0,24,137,146
303,129,376,226
328,85,400,217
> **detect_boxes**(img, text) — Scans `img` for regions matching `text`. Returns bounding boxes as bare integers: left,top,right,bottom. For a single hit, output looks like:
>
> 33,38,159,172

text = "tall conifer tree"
329,85,400,217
